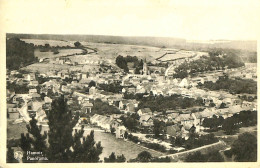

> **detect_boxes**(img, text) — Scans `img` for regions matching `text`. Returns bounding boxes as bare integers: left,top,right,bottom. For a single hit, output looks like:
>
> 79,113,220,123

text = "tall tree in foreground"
46,95,103,162
19,95,103,162
7,147,19,163
136,151,152,162
46,95,79,162
231,132,257,162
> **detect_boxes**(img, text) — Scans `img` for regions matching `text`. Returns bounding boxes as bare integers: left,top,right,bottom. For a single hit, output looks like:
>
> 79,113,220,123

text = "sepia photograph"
0,0,259,167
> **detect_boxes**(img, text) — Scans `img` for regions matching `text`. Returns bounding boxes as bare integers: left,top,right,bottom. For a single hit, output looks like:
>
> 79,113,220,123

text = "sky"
1,0,260,40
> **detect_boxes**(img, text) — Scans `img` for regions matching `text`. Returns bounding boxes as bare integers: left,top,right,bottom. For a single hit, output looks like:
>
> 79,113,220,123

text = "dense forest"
6,38,37,70
138,94,204,111
199,76,257,94
115,55,143,73
173,49,245,79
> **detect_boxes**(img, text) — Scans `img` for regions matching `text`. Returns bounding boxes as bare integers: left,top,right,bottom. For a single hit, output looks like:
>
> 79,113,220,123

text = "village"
6,43,257,162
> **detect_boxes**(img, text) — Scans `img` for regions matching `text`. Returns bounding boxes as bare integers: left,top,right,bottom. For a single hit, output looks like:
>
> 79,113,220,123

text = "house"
82,102,93,113
122,88,127,93
178,78,189,88
110,119,121,130
175,113,196,130
119,100,129,110
31,93,41,100
29,80,39,87
125,103,135,112
136,87,146,94
44,96,52,104
228,105,243,115
89,87,96,95
139,114,153,127
166,125,181,137
116,126,127,138
245,63,257,68
215,108,230,119
137,108,152,116
7,104,20,119
167,113,180,122
29,89,37,95
23,74,31,81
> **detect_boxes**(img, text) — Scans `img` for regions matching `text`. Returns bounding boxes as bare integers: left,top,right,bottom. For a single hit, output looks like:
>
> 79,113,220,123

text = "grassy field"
22,39,209,73
7,119,28,140
22,39,209,63
35,49,84,59
21,39,75,47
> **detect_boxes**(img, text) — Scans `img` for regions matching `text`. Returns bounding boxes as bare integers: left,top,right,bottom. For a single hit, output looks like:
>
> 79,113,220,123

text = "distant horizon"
6,33,257,42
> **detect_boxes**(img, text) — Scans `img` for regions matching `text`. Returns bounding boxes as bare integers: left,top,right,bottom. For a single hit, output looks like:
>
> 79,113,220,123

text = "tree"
88,80,96,87
104,152,126,163
116,154,126,162
46,95,78,162
7,147,19,163
207,151,224,162
6,37,36,70
219,102,227,109
222,117,239,135
116,55,129,72
26,116,48,152
124,131,128,139
136,151,152,162
104,152,116,162
70,130,103,162
19,95,103,162
185,151,207,162
153,119,165,138
110,126,116,134
231,132,257,162
20,133,32,163
92,99,121,115
74,41,82,48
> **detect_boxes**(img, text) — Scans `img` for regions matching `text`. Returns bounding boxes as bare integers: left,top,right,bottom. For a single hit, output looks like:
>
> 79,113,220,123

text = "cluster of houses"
90,114,126,139
228,63,257,81
6,54,258,148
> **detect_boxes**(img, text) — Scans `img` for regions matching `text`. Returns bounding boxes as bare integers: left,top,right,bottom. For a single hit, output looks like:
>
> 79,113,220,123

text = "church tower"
143,58,148,75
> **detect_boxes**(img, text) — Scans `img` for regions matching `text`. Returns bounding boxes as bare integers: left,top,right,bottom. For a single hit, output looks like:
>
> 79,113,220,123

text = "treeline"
7,82,29,94
6,38,37,70
98,82,123,93
127,133,167,153
129,151,171,162
115,55,143,73
203,110,257,134
91,99,121,115
200,76,257,94
37,41,87,54
169,131,218,151
173,49,244,79
225,132,257,162
123,92,148,100
104,152,126,162
185,150,224,162
120,114,139,132
138,94,204,111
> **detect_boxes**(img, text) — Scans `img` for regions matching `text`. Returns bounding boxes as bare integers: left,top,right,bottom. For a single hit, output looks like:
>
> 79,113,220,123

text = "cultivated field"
23,63,100,73
22,39,208,73
35,49,84,59
21,39,76,47
80,41,167,62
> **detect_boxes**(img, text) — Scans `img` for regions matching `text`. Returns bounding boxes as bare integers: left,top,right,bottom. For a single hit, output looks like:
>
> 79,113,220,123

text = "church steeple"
143,58,148,75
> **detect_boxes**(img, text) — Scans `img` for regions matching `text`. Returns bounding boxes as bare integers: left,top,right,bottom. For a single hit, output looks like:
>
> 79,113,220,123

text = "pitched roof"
82,102,93,107
139,114,153,122
139,108,152,113
175,113,193,122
